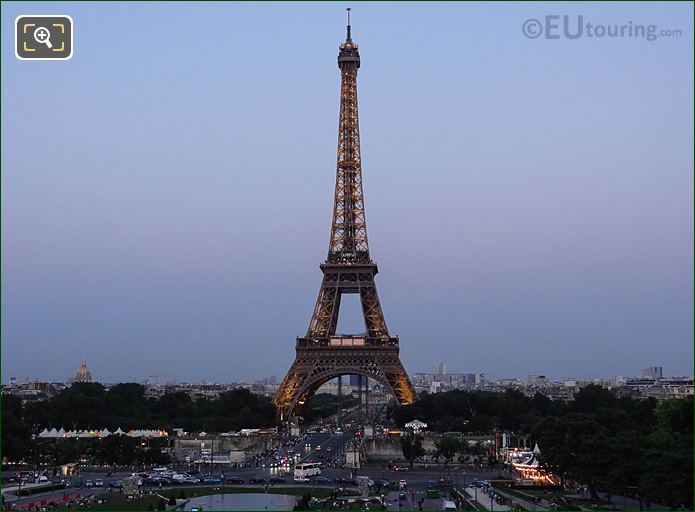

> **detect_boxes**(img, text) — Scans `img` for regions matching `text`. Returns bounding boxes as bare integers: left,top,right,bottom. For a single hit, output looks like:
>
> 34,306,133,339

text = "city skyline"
3,359,691,385
2,2,693,384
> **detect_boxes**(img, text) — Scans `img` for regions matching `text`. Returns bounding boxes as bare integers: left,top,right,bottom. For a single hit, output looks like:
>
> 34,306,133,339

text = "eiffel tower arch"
273,14,416,422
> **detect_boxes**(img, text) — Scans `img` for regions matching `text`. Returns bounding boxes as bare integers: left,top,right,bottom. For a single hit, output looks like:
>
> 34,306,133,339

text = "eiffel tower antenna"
274,20,416,422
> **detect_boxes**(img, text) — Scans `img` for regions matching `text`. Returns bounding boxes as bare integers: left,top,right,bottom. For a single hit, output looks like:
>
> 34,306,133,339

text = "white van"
442,500,457,511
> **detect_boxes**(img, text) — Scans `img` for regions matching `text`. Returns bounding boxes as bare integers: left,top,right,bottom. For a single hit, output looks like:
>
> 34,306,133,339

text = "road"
2,429,505,511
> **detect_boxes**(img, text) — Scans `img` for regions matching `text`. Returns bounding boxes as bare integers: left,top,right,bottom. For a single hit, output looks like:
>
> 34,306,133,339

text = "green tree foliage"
392,386,692,509
301,393,359,424
4,384,353,466
19,384,278,434
400,432,425,469
391,388,565,433
1,394,32,461
433,436,460,465
533,392,693,508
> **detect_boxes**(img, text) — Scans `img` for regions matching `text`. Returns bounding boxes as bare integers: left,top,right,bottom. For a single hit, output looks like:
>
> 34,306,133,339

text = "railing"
295,336,399,349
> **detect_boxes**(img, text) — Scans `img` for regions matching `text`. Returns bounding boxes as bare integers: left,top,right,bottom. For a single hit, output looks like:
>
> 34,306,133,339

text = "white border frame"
15,15,74,61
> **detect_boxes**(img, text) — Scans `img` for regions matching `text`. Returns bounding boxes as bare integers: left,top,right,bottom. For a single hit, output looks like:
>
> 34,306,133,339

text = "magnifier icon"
34,26,53,48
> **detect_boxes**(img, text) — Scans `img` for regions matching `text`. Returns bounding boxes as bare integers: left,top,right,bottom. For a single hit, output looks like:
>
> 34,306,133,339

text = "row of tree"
533,394,693,508
2,383,349,465
400,433,490,469
391,386,693,509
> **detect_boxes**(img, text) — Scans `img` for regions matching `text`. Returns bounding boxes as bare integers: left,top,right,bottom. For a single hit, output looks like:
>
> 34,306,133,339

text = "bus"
294,463,321,481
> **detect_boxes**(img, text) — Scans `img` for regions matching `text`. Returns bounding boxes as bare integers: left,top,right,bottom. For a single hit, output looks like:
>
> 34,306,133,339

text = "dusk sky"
2,2,693,384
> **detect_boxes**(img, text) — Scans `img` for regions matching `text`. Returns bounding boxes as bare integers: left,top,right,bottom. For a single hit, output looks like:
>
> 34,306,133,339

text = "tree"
1,395,32,461
535,414,613,499
458,440,486,465
434,436,460,466
400,433,425,469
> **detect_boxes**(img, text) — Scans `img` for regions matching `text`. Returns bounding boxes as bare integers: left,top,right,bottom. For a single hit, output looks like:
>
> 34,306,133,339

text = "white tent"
114,427,125,435
57,428,66,437
48,428,59,437
38,428,51,438
100,428,111,437
405,420,428,432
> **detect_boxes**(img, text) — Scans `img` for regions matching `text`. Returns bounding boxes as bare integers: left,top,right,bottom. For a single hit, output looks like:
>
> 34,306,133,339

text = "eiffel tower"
273,12,417,421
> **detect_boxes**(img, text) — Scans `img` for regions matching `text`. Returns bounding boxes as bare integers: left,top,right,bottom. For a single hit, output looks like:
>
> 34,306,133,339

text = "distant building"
642,366,663,379
74,360,92,383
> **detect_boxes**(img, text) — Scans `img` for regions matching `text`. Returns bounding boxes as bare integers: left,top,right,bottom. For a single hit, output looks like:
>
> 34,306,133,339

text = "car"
443,500,458,511
399,492,407,500
249,477,267,485
109,480,124,489
294,475,309,483
270,477,287,484
202,476,222,485
313,476,330,484
85,480,94,487
326,447,332,452
225,477,245,484
95,479,104,487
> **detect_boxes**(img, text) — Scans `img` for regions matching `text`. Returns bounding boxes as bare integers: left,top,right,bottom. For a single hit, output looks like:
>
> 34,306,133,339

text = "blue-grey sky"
2,2,693,384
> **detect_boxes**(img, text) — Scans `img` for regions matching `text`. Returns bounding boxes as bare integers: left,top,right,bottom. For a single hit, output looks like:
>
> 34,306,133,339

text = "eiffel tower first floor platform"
273,336,417,422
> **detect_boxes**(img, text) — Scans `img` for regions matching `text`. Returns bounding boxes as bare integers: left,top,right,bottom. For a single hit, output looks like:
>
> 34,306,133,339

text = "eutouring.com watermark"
523,15,682,42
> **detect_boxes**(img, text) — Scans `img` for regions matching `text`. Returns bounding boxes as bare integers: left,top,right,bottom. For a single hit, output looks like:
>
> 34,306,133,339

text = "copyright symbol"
522,18,543,39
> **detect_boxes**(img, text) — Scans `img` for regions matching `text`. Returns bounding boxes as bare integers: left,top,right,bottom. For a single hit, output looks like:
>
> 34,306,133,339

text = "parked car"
313,476,330,485
269,477,287,484
399,492,407,500
249,477,266,485
202,476,222,485
85,480,94,487
225,477,245,484
109,480,124,489
95,479,104,487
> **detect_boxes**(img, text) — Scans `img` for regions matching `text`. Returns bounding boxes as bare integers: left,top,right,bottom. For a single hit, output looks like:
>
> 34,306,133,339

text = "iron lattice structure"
273,19,417,421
